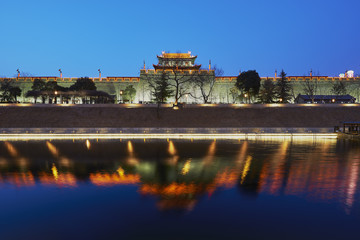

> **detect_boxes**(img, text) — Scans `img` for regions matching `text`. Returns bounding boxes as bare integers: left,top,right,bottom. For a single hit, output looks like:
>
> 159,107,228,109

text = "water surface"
0,138,359,240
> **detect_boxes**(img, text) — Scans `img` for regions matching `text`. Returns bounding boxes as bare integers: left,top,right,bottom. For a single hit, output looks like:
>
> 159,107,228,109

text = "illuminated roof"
158,51,196,59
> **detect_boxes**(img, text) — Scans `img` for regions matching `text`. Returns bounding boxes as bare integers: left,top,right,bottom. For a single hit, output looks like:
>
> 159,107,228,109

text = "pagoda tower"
153,51,201,71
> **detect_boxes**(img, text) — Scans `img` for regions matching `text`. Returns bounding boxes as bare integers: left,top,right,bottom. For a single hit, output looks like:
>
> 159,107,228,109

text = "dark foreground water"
0,138,360,240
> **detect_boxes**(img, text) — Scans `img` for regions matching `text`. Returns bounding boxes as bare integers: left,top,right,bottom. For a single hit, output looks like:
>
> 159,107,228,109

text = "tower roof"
158,51,196,59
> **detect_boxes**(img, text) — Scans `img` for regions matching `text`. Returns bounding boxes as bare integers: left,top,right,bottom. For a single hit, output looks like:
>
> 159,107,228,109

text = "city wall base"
0,104,358,135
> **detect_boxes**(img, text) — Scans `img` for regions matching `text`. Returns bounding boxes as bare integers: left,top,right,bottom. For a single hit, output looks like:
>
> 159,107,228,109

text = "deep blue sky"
1,0,359,78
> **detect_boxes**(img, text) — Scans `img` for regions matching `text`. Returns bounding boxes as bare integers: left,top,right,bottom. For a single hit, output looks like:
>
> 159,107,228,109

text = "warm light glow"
52,164,59,180
39,173,77,187
182,159,192,175
208,141,216,156
90,173,140,186
4,172,35,187
86,139,91,150
203,141,216,164
241,156,253,184
0,133,338,141
46,141,59,157
4,142,19,157
139,183,198,196
237,141,248,164
117,166,125,177
199,104,217,107
168,141,176,156
127,141,133,153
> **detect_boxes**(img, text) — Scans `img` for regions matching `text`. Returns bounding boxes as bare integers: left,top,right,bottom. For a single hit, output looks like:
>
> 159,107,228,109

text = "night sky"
1,0,359,78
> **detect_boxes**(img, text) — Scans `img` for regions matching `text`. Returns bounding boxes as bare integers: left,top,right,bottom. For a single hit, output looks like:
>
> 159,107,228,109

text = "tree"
229,87,240,103
32,79,46,91
302,78,318,103
122,85,137,103
331,81,347,95
149,72,173,103
275,70,292,103
235,70,261,103
258,78,276,103
29,79,46,103
70,77,97,91
168,69,194,105
9,87,22,102
192,66,221,103
0,80,22,103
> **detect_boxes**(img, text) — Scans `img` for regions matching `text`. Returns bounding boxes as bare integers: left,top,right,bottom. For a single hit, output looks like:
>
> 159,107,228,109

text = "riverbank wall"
0,104,359,133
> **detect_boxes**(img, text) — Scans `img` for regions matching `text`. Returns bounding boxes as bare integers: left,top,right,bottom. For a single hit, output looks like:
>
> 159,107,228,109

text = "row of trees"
145,67,351,104
145,66,223,104
0,70,351,104
235,70,349,104
26,77,115,104
0,81,22,103
236,70,293,103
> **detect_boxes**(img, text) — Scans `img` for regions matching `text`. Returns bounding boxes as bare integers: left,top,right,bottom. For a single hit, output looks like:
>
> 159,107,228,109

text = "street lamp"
120,90,123,103
54,91,58,104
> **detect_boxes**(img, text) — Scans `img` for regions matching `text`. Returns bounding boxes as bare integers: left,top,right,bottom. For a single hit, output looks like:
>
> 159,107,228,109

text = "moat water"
0,138,359,240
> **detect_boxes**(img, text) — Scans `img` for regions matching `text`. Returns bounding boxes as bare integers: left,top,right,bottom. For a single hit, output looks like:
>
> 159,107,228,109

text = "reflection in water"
344,148,360,212
86,140,91,150
168,140,176,156
203,140,216,164
241,156,253,184
127,140,133,154
4,142,19,157
46,141,59,157
52,164,58,180
181,159,191,175
0,138,359,213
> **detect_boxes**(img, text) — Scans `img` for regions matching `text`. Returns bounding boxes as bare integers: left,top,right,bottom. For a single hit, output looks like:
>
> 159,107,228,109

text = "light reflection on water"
0,138,360,239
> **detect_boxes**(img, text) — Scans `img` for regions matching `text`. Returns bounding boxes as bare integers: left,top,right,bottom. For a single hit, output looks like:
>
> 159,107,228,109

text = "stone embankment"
0,104,358,133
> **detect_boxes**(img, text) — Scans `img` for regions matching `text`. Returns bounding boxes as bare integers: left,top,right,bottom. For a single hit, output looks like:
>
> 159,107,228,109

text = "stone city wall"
2,76,360,104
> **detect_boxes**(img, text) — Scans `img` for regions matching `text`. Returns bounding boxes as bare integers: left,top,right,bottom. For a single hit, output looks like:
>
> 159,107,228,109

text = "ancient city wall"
2,76,360,104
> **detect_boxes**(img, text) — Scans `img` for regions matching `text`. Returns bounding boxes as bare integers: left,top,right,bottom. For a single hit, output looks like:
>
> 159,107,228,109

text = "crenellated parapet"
215,76,360,82
0,77,140,83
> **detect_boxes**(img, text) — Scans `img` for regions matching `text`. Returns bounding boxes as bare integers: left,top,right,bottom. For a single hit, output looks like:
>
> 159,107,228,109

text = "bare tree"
167,69,194,104
192,66,222,103
331,81,347,95
302,78,318,103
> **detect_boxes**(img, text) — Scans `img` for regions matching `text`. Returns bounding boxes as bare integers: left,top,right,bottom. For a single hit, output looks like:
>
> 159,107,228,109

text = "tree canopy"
258,78,276,103
275,70,292,103
150,72,173,103
331,81,347,95
70,77,97,91
0,81,22,103
122,85,137,103
235,70,261,102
